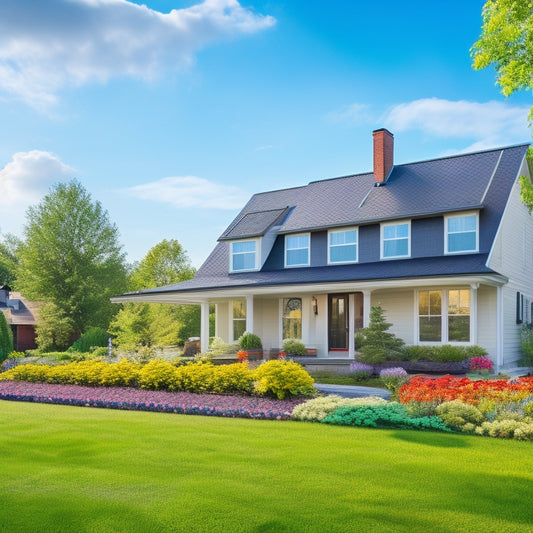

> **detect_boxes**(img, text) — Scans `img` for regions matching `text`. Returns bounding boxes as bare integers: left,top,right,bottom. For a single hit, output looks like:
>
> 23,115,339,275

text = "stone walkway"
314,383,391,399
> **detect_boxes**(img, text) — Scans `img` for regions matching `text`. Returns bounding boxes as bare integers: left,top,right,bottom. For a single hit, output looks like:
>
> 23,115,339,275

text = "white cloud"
126,175,249,209
383,97,530,148
0,0,275,108
325,103,371,123
0,150,76,234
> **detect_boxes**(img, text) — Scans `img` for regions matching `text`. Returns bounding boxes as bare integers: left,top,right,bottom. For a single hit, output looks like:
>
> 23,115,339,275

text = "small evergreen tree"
0,311,14,362
357,306,405,364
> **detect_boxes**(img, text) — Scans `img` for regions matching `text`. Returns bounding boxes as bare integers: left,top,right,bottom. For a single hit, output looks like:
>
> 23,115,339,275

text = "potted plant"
282,338,307,357
239,332,263,360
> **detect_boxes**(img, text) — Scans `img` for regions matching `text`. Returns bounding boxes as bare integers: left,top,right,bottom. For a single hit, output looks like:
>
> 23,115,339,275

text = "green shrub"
322,403,450,432
69,327,109,353
0,311,13,362
282,338,307,356
291,395,387,422
239,332,262,350
430,345,469,363
209,363,254,394
99,359,141,387
174,362,216,393
403,345,436,361
0,364,48,382
253,360,315,399
463,345,488,359
474,419,533,439
404,401,440,418
520,323,533,366
357,306,405,364
138,360,179,390
8,351,25,359
435,400,484,431
208,337,239,356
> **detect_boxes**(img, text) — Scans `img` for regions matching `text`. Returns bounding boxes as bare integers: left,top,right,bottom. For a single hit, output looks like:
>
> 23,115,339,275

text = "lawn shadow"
392,430,471,448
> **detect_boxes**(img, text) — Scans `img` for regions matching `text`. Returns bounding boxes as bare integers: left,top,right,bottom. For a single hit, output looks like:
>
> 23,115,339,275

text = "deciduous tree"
17,180,127,340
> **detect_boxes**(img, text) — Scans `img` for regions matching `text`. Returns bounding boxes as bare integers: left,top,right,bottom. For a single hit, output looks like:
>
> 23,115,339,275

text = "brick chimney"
372,128,394,184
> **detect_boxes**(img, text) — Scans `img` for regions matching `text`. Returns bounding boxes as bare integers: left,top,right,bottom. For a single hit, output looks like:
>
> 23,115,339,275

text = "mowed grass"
1,401,533,533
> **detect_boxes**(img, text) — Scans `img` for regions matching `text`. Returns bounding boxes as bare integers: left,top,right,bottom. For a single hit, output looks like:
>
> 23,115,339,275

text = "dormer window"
445,213,478,254
230,239,259,272
328,228,358,264
381,221,410,259
285,233,310,267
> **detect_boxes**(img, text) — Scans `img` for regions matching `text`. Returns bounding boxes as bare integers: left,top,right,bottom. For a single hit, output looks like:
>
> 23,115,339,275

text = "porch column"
362,290,372,328
348,293,355,359
200,302,210,353
246,295,254,333
470,283,479,346
496,285,504,371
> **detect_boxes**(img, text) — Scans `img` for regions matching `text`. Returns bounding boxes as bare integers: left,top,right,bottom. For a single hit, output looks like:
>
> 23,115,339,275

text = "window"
282,298,302,339
381,222,410,259
418,289,470,343
232,300,246,341
445,213,478,254
328,228,358,264
231,240,258,272
285,234,310,267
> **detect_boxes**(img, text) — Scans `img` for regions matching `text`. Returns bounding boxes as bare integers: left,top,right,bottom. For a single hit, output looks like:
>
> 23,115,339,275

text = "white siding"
371,289,414,345
477,285,497,359
215,302,230,342
489,159,533,364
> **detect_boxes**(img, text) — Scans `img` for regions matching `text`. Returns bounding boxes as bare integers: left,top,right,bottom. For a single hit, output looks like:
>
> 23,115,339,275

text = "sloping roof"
113,141,528,301
0,292,40,326
221,144,527,236
219,207,290,241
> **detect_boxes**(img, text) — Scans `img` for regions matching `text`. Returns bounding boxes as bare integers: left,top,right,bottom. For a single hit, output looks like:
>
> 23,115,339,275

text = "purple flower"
379,367,408,378
350,362,373,374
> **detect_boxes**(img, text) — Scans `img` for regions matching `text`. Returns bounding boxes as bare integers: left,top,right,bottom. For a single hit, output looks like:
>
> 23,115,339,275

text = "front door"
328,294,349,351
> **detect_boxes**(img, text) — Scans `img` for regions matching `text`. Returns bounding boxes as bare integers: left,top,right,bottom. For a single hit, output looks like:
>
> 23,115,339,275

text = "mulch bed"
0,381,307,420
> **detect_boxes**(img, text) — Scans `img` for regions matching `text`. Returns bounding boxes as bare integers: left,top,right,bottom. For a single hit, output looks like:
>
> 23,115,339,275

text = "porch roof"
111,253,505,304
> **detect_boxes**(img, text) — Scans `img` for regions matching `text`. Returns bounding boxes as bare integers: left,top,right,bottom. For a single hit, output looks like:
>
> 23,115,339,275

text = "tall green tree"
110,239,199,350
471,0,533,119
17,180,128,340
0,235,20,287
0,310,13,361
471,1,533,209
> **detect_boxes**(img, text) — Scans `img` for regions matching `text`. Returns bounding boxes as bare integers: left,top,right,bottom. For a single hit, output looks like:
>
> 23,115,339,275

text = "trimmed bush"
282,339,307,356
138,360,179,390
69,327,109,353
435,400,484,431
210,363,254,395
402,344,487,363
239,332,262,350
253,360,315,399
291,395,387,422
322,403,450,432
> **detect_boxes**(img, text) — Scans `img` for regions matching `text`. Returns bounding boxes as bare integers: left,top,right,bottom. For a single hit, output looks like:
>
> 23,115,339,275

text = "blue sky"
0,0,530,268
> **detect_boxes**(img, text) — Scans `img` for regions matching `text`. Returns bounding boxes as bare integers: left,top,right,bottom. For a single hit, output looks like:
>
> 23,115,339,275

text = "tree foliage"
0,235,20,288
471,0,533,120
110,239,199,350
0,310,13,361
357,306,405,365
17,180,127,339
35,302,76,352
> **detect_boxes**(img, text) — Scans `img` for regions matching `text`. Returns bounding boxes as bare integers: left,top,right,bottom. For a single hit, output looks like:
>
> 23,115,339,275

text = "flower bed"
0,381,305,420
398,375,533,405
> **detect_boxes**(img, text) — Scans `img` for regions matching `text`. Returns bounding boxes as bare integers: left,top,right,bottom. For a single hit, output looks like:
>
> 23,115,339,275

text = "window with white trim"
285,234,310,267
232,300,246,341
230,239,258,272
445,213,478,254
381,221,410,259
282,298,302,339
418,289,470,343
328,228,358,264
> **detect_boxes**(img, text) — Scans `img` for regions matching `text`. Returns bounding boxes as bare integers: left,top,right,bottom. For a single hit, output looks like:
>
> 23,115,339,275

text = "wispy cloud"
0,150,76,233
126,176,249,209
0,0,275,109
325,103,372,124
383,97,530,150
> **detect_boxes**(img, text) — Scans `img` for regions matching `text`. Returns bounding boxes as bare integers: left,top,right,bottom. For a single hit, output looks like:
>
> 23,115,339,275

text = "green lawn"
1,401,532,533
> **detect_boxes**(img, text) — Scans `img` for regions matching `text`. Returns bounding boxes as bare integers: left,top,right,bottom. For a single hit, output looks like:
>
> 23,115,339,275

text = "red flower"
236,350,248,362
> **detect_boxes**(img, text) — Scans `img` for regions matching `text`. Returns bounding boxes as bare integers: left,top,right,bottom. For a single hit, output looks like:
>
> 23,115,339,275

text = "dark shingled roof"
219,207,290,241
116,142,529,299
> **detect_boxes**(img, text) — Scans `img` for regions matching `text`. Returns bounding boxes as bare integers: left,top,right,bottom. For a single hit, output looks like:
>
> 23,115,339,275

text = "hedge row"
0,359,316,400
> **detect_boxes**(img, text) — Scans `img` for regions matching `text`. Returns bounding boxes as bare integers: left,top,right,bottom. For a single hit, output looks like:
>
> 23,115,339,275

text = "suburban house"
112,129,532,371
0,285,39,352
